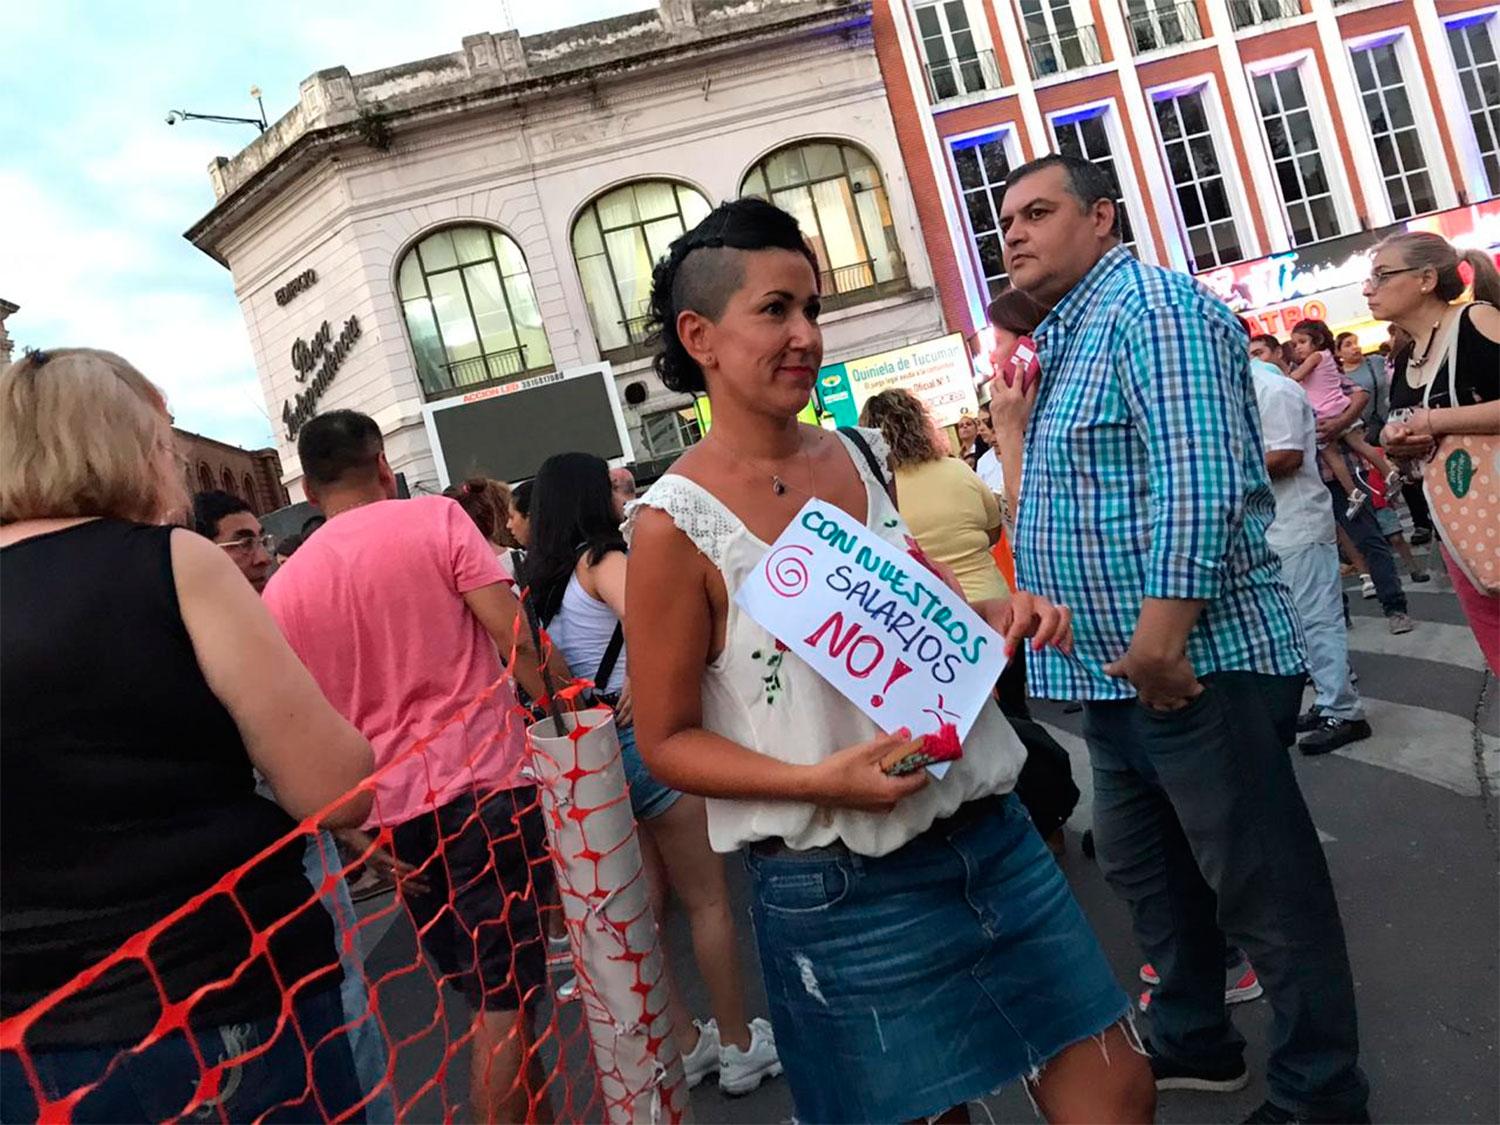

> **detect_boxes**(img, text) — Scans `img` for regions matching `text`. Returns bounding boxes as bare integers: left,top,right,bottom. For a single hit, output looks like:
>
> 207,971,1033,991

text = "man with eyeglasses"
191,490,275,592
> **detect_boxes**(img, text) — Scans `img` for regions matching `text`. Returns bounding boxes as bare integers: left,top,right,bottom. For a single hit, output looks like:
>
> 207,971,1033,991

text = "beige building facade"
187,0,946,498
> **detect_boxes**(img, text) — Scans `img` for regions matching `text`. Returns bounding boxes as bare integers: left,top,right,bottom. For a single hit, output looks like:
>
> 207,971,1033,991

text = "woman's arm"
625,507,927,811
583,550,628,620
991,428,1023,531
987,371,1036,530
172,530,373,827
1421,401,1500,437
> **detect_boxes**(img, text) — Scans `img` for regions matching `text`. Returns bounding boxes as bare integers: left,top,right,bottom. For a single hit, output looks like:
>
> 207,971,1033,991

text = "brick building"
874,0,1500,343
173,427,290,516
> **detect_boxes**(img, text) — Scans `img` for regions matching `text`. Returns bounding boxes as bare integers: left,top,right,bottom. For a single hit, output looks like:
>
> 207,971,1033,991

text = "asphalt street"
360,537,1499,1123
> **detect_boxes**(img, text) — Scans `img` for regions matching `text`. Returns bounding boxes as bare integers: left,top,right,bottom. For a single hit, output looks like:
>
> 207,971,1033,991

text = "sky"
0,0,651,449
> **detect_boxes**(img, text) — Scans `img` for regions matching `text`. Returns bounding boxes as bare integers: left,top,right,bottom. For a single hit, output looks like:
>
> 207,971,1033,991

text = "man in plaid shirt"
996,155,1368,1125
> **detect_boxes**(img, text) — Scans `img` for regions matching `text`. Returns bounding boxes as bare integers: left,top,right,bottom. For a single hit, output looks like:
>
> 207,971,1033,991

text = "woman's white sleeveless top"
625,429,1024,857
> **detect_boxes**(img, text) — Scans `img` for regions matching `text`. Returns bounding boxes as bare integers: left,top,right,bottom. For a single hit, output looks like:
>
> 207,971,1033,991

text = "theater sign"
1197,200,1500,346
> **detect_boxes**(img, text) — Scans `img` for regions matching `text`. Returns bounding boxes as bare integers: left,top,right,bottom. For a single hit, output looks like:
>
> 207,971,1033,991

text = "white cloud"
0,0,656,450
0,170,273,447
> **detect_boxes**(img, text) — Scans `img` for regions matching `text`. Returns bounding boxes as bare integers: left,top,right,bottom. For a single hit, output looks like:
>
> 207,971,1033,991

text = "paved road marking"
1315,696,1491,798
1345,616,1486,672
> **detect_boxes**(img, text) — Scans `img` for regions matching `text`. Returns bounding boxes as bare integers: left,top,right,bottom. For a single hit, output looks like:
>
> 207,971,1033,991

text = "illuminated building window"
1350,40,1439,220
398,225,553,400
742,141,908,310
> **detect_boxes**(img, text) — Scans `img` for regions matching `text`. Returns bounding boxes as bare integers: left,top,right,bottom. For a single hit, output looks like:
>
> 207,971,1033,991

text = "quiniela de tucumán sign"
283,316,360,440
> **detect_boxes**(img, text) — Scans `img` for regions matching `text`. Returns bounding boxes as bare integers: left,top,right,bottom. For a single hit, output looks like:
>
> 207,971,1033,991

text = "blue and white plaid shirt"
1014,246,1306,701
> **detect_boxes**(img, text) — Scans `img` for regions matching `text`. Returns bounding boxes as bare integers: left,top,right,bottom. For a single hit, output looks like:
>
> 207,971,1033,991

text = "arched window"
198,463,214,493
397,225,553,399
572,180,712,359
221,468,237,496
242,474,259,513
740,141,907,308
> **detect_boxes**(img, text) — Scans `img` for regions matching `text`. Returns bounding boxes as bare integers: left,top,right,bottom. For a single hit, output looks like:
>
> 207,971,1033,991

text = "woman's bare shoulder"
1466,301,1500,342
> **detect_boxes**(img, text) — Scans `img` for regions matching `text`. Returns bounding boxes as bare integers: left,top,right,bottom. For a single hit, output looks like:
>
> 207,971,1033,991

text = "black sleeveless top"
1389,303,1500,411
0,520,338,1047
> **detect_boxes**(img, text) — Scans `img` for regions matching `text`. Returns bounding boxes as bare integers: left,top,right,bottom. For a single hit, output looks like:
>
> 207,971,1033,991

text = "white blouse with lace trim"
624,429,1024,857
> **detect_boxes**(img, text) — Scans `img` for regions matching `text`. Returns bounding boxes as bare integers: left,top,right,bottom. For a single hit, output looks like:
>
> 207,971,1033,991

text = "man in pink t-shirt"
264,410,561,1123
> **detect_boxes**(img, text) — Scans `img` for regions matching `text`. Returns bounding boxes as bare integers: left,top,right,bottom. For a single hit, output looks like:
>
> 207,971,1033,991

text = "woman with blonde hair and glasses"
859,388,1008,605
1367,233,1500,673
0,349,375,1121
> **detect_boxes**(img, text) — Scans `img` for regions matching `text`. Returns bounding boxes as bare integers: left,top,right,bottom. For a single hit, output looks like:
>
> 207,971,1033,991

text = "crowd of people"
2,151,1496,1125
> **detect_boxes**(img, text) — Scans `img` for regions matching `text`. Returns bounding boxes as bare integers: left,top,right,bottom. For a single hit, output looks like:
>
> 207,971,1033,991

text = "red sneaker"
1137,962,1264,1011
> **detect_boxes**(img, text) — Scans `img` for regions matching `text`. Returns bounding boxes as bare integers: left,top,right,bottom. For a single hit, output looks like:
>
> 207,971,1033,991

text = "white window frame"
1045,99,1158,263
1145,75,1259,270
943,123,1026,298
1017,0,1100,77
1344,28,1458,218
1243,50,1358,244
911,0,1000,102
1123,0,1207,56
1443,8,1500,200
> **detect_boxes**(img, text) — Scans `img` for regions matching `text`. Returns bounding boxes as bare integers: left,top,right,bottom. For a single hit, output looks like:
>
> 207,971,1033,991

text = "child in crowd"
1367,467,1431,584
1288,318,1394,516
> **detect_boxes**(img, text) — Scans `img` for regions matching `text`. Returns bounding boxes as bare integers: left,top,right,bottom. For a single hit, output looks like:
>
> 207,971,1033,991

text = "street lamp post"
165,86,269,132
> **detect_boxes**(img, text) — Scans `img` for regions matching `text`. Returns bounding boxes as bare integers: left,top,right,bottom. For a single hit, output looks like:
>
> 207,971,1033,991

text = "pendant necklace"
707,431,819,499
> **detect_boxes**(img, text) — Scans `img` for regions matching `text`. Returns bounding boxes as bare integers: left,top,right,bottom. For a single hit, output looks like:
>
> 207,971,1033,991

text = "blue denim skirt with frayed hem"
745,793,1129,1124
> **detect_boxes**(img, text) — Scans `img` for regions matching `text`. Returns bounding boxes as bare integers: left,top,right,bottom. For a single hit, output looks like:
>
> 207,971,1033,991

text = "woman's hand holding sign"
808,729,929,812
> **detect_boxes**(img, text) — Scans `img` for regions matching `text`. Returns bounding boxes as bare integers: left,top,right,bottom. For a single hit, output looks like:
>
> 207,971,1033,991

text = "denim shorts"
1,986,362,1123
745,793,1129,1123
617,724,681,822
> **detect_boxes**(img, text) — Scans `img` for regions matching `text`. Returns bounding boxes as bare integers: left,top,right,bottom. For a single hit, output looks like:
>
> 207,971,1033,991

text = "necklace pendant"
772,476,787,496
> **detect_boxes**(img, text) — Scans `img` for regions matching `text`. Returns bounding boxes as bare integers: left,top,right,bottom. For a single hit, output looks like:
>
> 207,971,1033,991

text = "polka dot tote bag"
1422,304,1500,596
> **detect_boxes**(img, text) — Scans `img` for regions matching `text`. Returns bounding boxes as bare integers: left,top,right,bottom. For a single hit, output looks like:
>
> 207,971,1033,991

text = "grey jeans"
1084,671,1369,1118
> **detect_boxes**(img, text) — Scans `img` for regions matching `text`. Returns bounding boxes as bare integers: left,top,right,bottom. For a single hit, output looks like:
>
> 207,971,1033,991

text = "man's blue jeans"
1084,671,1369,1118
304,833,394,1123
1280,542,1363,721
1328,479,1407,616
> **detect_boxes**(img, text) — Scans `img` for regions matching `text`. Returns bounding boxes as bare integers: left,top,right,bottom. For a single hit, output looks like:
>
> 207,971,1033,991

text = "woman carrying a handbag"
1367,231,1500,674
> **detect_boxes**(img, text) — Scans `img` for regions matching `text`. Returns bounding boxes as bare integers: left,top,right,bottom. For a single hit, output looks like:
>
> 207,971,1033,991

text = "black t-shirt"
0,520,338,1048
1390,303,1500,411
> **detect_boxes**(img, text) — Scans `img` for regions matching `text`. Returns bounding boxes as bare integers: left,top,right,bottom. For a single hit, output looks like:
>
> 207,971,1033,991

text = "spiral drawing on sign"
764,544,813,598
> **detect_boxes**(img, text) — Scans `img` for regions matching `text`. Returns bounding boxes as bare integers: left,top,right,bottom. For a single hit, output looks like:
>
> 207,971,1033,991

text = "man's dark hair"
1249,333,1281,354
1003,154,1121,238
275,532,304,558
191,489,252,539
647,197,820,394
298,410,384,488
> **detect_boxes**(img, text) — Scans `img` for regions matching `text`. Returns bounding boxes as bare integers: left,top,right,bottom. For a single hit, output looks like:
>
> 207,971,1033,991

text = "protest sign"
736,500,1007,752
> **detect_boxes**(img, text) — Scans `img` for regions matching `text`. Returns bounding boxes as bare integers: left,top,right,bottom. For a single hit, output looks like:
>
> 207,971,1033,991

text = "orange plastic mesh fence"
0,633,684,1124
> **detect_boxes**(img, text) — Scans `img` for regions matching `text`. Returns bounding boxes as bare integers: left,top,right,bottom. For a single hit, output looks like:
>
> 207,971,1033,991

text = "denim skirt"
745,793,1129,1123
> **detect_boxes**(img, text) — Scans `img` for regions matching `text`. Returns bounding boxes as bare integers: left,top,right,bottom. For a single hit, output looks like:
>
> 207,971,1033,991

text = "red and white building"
873,0,1500,343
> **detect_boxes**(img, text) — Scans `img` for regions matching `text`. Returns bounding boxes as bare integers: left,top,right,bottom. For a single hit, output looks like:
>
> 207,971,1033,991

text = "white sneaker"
1359,574,1377,599
681,1019,720,1089
718,1017,782,1096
